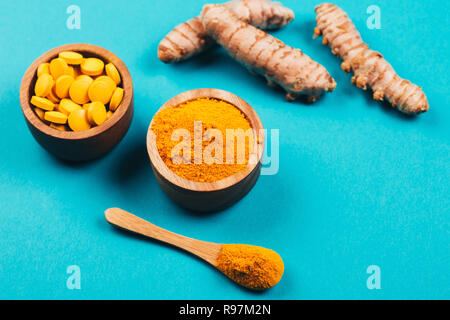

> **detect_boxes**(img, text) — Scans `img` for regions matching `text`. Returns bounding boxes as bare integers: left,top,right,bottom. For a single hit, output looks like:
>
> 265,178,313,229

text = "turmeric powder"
151,97,255,182
215,244,284,290
314,3,429,114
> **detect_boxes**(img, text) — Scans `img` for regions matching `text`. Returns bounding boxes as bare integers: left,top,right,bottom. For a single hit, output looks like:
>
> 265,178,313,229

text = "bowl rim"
147,88,265,192
19,43,133,140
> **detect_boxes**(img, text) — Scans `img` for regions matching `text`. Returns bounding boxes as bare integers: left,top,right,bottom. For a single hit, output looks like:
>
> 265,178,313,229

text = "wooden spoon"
105,207,221,265
104,207,284,290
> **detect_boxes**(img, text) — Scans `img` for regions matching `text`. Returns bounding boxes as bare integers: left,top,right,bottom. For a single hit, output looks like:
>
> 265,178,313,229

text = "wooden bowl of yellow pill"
147,89,265,212
20,44,133,161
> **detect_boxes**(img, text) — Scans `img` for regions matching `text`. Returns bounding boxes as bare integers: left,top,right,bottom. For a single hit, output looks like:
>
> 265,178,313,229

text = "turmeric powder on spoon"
105,208,284,290
216,244,284,290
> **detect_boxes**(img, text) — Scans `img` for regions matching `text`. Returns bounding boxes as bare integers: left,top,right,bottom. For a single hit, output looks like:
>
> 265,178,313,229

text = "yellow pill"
50,58,69,80
55,75,75,99
37,63,50,78
83,103,91,111
47,85,60,103
30,96,55,111
50,123,68,131
59,51,84,65
34,107,46,121
34,74,54,97
68,66,83,78
59,99,82,115
69,75,93,104
87,101,107,126
95,76,117,91
81,58,104,76
105,63,121,85
109,87,124,112
68,109,91,131
65,66,75,78
106,110,113,121
88,79,115,104
44,111,68,124
75,74,92,81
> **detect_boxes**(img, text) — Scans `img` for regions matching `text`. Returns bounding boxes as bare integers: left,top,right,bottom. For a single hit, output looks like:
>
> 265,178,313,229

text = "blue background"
0,0,448,299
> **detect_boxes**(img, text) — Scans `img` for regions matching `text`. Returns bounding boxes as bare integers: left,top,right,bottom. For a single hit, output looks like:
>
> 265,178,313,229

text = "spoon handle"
105,207,222,265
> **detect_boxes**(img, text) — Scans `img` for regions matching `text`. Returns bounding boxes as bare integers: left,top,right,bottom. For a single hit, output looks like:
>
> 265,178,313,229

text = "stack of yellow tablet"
30,51,124,132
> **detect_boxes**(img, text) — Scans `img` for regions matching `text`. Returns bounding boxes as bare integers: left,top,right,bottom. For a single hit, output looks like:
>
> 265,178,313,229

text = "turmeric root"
314,3,429,114
201,4,336,102
158,0,294,63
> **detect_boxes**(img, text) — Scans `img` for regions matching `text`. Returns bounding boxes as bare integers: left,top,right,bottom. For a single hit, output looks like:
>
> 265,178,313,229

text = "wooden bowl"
147,89,265,212
20,43,133,161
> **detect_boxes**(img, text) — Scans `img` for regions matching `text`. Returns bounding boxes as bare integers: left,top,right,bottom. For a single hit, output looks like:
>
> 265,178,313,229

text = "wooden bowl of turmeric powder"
147,89,264,212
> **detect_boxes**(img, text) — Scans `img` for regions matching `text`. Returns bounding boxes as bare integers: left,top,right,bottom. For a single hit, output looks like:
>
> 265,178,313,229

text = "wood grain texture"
19,43,134,161
147,88,265,212
105,207,222,265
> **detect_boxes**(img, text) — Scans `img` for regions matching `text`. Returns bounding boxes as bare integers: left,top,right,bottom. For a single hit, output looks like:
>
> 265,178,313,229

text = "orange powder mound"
215,244,284,289
151,98,253,182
